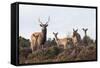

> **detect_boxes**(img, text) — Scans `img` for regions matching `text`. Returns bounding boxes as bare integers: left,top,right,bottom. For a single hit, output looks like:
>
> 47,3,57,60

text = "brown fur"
30,33,40,51
72,36,77,46
53,32,68,49
30,17,50,51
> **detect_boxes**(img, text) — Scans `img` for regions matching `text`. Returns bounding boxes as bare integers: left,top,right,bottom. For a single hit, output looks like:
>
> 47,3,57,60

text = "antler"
46,16,50,24
38,18,43,24
76,29,78,32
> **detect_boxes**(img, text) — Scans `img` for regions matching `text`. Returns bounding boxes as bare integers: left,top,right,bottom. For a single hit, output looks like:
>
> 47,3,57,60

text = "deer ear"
82,28,84,30
53,32,55,35
56,32,58,35
76,29,78,32
86,28,88,31
33,34,35,37
45,24,48,27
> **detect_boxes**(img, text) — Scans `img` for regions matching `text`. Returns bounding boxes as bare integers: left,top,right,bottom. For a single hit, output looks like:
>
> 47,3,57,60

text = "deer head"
53,32,58,39
73,29,78,37
82,28,88,36
53,32,58,37
38,16,50,30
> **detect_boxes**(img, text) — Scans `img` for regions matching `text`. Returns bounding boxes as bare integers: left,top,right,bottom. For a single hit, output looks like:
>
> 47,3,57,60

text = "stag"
72,29,81,46
30,17,50,51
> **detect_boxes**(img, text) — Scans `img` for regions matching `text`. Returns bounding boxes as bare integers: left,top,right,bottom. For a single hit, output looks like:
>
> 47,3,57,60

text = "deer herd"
30,16,89,52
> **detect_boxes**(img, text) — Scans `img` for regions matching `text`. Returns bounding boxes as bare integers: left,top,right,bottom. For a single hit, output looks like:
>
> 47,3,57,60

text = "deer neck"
55,36,59,42
76,33,81,41
41,28,47,44
42,28,47,36
54,36,60,47
85,32,87,36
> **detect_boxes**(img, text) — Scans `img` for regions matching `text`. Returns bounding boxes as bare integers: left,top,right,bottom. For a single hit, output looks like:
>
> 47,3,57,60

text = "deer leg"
31,41,37,51
40,45,43,49
56,43,59,47
37,45,41,50
30,43,34,52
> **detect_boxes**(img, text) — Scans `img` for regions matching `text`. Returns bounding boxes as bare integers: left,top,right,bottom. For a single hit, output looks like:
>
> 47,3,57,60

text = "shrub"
45,46,60,58
19,36,96,64
76,45,96,60
19,36,30,48
28,46,61,61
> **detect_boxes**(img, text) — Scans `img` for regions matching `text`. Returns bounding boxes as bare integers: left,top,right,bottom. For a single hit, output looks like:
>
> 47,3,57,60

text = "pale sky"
19,4,96,40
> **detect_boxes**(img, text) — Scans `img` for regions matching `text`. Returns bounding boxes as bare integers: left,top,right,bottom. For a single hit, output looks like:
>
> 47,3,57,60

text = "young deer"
30,17,50,51
53,32,68,49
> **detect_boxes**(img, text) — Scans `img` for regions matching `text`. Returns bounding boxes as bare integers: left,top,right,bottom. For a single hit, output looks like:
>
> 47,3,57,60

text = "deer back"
31,32,43,46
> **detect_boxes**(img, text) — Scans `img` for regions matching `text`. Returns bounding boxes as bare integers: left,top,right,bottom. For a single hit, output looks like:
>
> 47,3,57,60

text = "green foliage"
45,46,61,58
76,45,96,60
19,36,30,48
28,46,61,60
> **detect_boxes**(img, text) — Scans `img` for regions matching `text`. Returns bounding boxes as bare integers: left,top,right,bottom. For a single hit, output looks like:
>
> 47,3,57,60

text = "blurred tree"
19,36,30,48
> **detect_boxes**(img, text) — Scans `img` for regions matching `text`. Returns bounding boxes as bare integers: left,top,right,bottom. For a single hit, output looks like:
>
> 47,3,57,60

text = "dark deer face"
40,24,48,30
53,32,58,38
73,29,78,37
82,28,88,35
38,16,50,31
